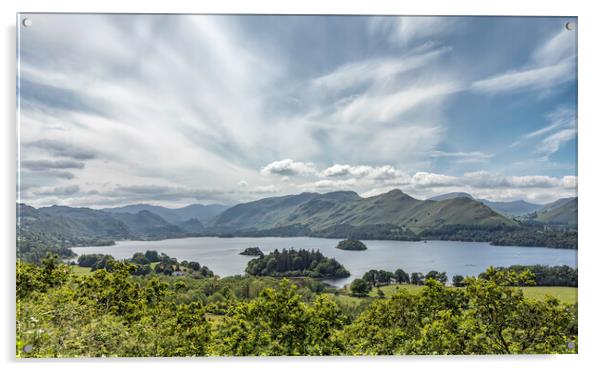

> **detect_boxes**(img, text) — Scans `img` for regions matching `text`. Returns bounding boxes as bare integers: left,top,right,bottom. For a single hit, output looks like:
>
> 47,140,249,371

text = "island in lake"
240,246,264,256
336,239,368,251
245,248,350,278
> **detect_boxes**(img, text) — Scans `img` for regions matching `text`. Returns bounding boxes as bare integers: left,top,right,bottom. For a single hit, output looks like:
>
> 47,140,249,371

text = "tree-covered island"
245,248,350,278
335,239,368,251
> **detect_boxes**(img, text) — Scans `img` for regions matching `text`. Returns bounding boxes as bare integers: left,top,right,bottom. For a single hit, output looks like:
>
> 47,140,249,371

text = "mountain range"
17,189,577,246
213,189,515,233
102,203,229,224
427,192,576,219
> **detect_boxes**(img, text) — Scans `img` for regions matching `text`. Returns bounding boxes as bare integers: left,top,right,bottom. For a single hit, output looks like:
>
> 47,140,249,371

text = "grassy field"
520,286,577,304
362,284,577,305
70,265,92,276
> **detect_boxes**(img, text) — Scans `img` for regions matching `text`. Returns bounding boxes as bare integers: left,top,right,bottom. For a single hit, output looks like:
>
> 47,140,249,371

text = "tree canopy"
245,248,350,278
17,260,577,357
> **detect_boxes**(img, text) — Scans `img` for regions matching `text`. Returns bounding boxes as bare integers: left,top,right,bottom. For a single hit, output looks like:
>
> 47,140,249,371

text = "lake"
72,237,578,287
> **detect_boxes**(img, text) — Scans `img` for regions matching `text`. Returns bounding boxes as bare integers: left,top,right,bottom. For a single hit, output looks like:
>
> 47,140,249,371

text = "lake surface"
72,237,578,287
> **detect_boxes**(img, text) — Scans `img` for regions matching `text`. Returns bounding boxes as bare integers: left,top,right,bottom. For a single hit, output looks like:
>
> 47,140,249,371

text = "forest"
17,256,578,357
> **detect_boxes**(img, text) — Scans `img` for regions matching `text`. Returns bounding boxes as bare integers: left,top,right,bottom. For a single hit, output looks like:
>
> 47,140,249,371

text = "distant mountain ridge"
479,200,542,217
428,192,542,217
103,203,229,224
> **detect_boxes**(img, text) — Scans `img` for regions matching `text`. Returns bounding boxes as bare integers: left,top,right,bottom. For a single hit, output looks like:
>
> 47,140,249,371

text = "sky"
17,14,578,208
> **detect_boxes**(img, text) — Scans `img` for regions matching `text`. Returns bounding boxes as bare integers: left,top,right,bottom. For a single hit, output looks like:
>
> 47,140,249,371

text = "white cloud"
311,47,450,92
532,29,576,66
463,171,572,189
302,179,358,191
254,185,279,194
260,159,317,177
471,61,574,94
471,26,576,96
562,175,578,189
411,172,459,187
368,17,456,47
537,128,577,155
511,106,576,157
429,150,493,163
336,83,459,125
322,164,408,181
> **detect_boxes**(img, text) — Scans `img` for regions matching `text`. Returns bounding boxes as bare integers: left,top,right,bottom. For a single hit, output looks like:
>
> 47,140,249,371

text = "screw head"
565,21,576,31
22,17,32,28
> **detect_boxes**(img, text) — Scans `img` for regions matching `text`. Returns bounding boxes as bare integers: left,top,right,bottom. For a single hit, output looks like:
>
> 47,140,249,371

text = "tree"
144,250,160,262
362,270,379,287
132,264,152,276
188,261,201,271
78,254,113,268
425,270,448,284
452,275,465,287
340,267,577,355
350,278,371,297
90,255,116,272
245,248,349,278
131,252,150,265
212,280,344,355
376,270,394,286
410,272,424,285
394,268,410,284
16,260,578,357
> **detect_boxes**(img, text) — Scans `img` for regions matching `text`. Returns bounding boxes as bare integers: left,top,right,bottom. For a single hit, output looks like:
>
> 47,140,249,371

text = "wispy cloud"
471,61,574,94
367,17,457,47
21,159,85,171
537,128,577,155
17,15,577,207
511,106,576,157
472,29,576,95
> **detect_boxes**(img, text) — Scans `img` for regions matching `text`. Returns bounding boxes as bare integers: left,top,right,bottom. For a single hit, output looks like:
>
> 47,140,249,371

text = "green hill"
533,198,577,226
27,205,132,239
428,192,542,216
211,189,515,234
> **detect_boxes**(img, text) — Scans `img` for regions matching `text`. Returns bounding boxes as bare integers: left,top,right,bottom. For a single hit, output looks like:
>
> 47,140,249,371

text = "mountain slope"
102,204,180,223
34,205,132,239
212,189,515,233
479,199,542,217
103,203,228,224
428,192,542,217
533,197,577,226
428,192,474,201
111,210,184,236
173,204,229,223
19,204,186,242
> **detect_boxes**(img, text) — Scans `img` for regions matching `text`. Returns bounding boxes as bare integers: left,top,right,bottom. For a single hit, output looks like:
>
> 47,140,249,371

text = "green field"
70,265,92,276
361,284,576,304
520,286,577,304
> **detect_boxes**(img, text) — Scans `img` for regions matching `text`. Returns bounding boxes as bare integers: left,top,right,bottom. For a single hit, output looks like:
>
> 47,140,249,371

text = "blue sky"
18,14,577,207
